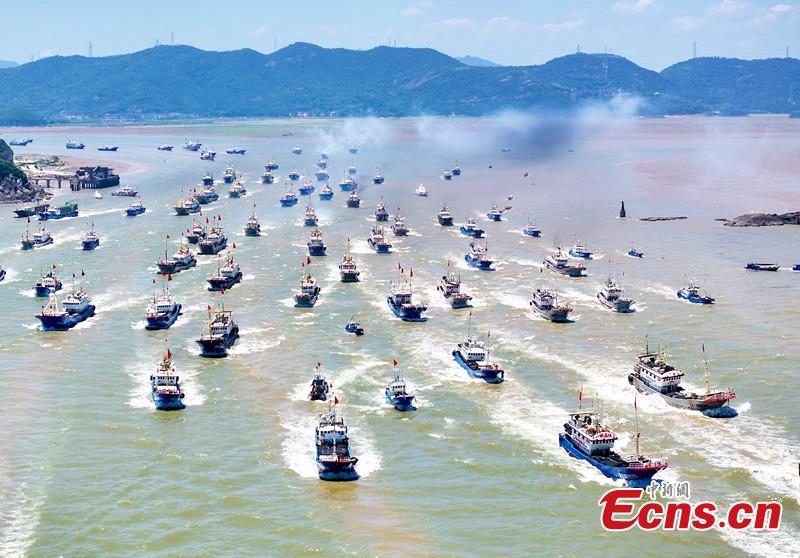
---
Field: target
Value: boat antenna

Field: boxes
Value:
[702,343,711,393]
[644,332,649,354]
[467,310,472,337]
[634,396,640,457]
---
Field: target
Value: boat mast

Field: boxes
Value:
[702,344,711,393]
[634,397,641,457]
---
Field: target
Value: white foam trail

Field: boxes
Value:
[0,474,44,558]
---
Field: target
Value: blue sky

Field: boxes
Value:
[3,0,797,69]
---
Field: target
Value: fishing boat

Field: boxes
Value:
[303,205,319,227]
[794,264,800,272]
[183,140,202,151]
[294,272,321,308]
[244,210,261,237]
[385,370,416,411]
[0,265,5,282]
[299,181,315,196]
[544,247,586,277]
[144,284,182,330]
[317,159,328,171]
[442,170,453,181]
[339,243,360,282]
[157,237,197,275]
[195,187,219,205]
[198,226,227,255]
[222,166,236,184]
[309,363,331,401]
[39,200,78,220]
[318,183,334,200]
[125,199,146,216]
[339,176,358,191]
[345,318,364,336]
[261,170,275,184]
[559,405,667,488]
[315,403,359,481]
[34,269,63,297]
[451,163,461,176]
[347,165,357,177]
[438,269,472,309]
[174,194,200,216]
[93,191,103,199]
[292,147,303,155]
[438,204,454,226]
[486,203,503,221]
[677,278,715,304]
[460,218,484,238]
[530,288,572,323]
[229,181,247,198]
[374,199,389,221]
[465,242,493,271]
[97,145,118,152]
[199,149,216,161]
[186,219,207,244]
[414,184,428,197]
[391,213,409,236]
[745,262,779,271]
[346,190,361,208]
[65,140,85,149]
[368,225,392,253]
[373,169,385,184]
[452,317,504,383]
[627,247,645,258]
[36,289,95,331]
[157,144,174,151]
[200,172,214,185]
[196,306,239,358]
[265,160,279,171]
[629,339,736,416]
[14,203,48,218]
[288,169,301,181]
[348,147,358,154]
[315,168,330,181]
[8,138,33,146]
[207,252,242,291]
[597,275,634,313]
[21,226,53,250]
[111,187,138,197]
[81,226,100,250]
[523,219,541,237]
[387,278,427,322]
[569,241,593,259]
[150,348,185,410]
[307,228,327,256]
[226,147,246,155]
[280,187,299,207]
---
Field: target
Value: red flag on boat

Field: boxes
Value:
[27,216,30,223]
[447,260,451,267]
[72,272,76,279]
[207,304,212,311]
[487,331,491,338]
[301,261,305,268]
[334,395,340,405]
[221,288,225,295]
[579,387,583,401]
[167,349,172,361]
[307,256,312,265]
[206,216,209,224]
[166,234,170,240]
[393,359,398,366]
[701,343,705,353]
[81,270,85,277]
[232,242,237,249]
[152,278,156,284]
[91,221,94,227]
[634,396,637,410]
[317,361,321,368]
[167,274,172,281]
[410,267,413,277]
[218,215,222,221]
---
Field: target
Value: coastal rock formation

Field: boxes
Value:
[640,216,688,222]
[0,139,45,203]
[723,212,800,227]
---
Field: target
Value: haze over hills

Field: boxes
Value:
[0,42,797,123]
[456,55,500,67]
[0,60,18,69]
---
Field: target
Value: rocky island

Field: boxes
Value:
[722,212,800,227]
[0,139,46,203]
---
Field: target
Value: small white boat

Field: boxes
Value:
[414,184,428,197]
[93,191,103,199]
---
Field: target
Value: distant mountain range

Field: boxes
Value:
[456,55,500,67]
[0,60,18,69]
[0,42,797,123]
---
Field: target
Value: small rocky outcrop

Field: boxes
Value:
[0,139,45,203]
[723,212,800,227]
[640,216,688,222]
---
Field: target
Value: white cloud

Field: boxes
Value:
[671,15,704,30]
[708,0,750,16]
[249,25,269,38]
[484,16,523,33]
[540,18,585,31]
[612,0,659,14]
[436,17,475,28]
[763,3,793,20]
[401,7,422,17]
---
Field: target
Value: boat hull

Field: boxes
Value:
[387,297,428,322]
[198,241,227,255]
[280,199,298,207]
[207,272,242,292]
[152,391,185,411]
[340,272,360,283]
[82,239,100,250]
[145,304,182,330]
[126,208,146,216]
[523,229,541,237]
[530,301,571,323]
[453,350,504,384]
[386,392,416,411]
[244,227,260,237]
[316,457,359,481]
[37,305,96,331]
[368,240,391,253]
[559,433,662,488]
[196,328,239,358]
[308,245,327,256]
[677,290,714,304]
[438,217,454,226]
[465,255,493,271]
[598,294,634,313]
[157,259,196,275]
[319,192,334,200]
[545,261,584,277]
[460,227,484,238]
[627,374,736,416]
[34,285,60,297]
